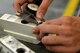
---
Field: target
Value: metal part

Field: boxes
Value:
[0,14,40,44]
[0,35,35,53]
[18,3,45,25]
[18,11,45,25]
[18,11,39,25]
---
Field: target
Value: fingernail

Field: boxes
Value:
[15,12,21,15]
[32,29,37,34]
[37,13,43,20]
[33,29,36,32]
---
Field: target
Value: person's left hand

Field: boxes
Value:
[33,16,80,53]
[13,0,52,20]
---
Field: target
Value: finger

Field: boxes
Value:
[35,34,41,41]
[44,16,73,25]
[41,36,70,45]
[43,18,62,25]
[13,2,22,13]
[33,27,40,35]
[38,31,44,40]
[33,27,47,41]
[34,31,47,41]
[33,27,41,40]
[36,0,53,20]
[46,46,76,53]
[58,16,74,25]
[37,24,71,35]
[13,0,28,13]
[38,31,48,41]
[13,0,27,12]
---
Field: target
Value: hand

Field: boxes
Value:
[33,16,80,53]
[13,0,52,20]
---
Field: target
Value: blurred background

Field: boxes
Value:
[0,0,69,19]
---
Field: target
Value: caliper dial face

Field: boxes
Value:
[27,4,38,11]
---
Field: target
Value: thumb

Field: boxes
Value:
[13,2,22,13]
[36,0,53,20]
[13,0,33,14]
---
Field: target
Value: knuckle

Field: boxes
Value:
[62,26,72,35]
[40,29,44,32]
[39,25,46,32]
[67,40,73,46]
[66,38,74,46]
[63,38,73,46]
[66,26,73,34]
[61,16,73,24]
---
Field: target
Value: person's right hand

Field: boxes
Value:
[33,16,80,53]
[13,0,52,20]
